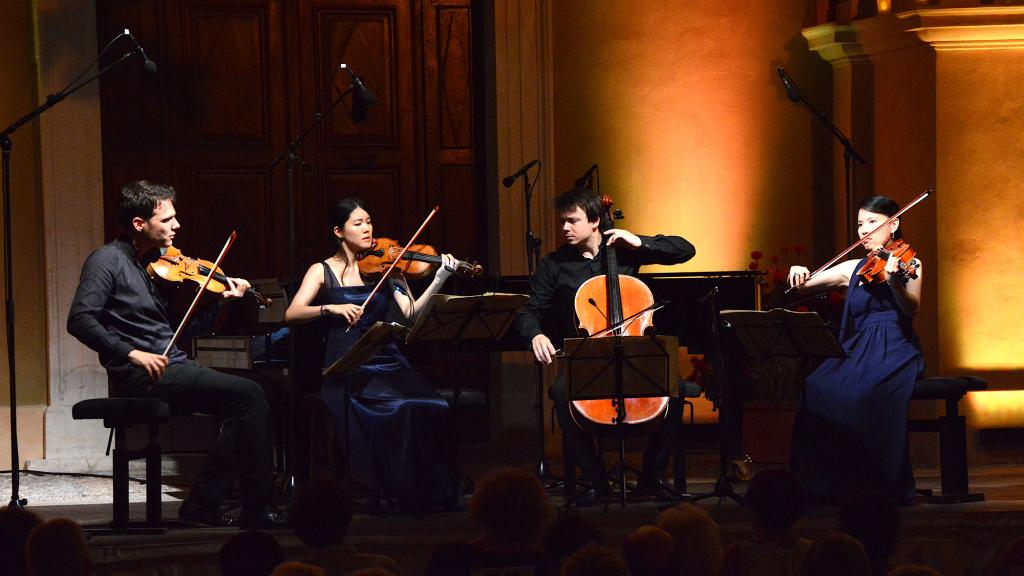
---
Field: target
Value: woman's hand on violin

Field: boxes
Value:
[326,303,363,325]
[128,350,168,383]
[884,253,903,285]
[221,276,251,301]
[531,334,556,365]
[788,266,811,289]
[603,229,642,249]
[435,253,458,282]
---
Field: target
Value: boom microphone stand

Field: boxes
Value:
[2,30,153,508]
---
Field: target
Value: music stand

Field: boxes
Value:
[693,307,845,505]
[563,335,679,508]
[404,292,528,344]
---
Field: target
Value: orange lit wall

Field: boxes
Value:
[550,2,831,273]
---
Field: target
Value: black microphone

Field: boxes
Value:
[125,29,158,74]
[574,164,598,188]
[341,64,376,105]
[502,159,540,188]
[776,66,799,103]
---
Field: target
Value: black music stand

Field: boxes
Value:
[563,335,679,508]
[693,308,845,505]
[405,293,528,344]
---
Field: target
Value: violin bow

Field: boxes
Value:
[162,231,237,356]
[347,206,440,332]
[785,189,931,294]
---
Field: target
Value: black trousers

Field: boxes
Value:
[550,375,683,484]
[118,360,273,510]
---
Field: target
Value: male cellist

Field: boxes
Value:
[67,180,284,528]
[514,187,696,505]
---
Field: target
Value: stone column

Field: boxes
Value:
[32,0,109,471]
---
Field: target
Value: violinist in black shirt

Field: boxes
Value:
[67,180,283,528]
[514,187,695,505]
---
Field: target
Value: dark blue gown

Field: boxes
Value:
[797,259,924,503]
[317,262,458,511]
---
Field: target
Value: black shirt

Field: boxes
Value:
[67,238,217,385]
[514,235,696,347]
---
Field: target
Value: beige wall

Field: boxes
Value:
[0,0,49,467]
[550,2,832,274]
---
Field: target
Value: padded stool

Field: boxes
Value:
[908,376,987,504]
[72,398,170,534]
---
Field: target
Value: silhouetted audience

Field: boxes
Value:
[424,467,554,576]
[541,512,603,575]
[722,468,812,576]
[840,489,901,575]
[622,525,674,576]
[0,505,43,576]
[656,502,722,576]
[25,518,90,576]
[561,544,629,576]
[887,566,942,576]
[290,474,397,575]
[800,531,870,576]
[272,562,327,576]
[219,530,285,576]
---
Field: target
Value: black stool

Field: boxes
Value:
[71,398,170,534]
[908,376,987,504]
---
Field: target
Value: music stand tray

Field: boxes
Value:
[562,335,679,508]
[322,321,410,377]
[404,292,528,344]
[719,308,845,361]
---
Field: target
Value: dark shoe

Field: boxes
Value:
[573,483,608,507]
[178,501,234,528]
[238,505,288,530]
[635,475,682,502]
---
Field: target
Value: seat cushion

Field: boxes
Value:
[72,398,170,428]
[912,376,988,400]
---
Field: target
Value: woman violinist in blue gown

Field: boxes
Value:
[285,198,460,512]
[788,196,925,504]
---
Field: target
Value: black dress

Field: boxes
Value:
[317,262,458,511]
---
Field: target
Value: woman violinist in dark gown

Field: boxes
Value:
[285,198,460,512]
[788,196,925,504]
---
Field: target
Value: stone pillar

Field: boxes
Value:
[32,0,109,471]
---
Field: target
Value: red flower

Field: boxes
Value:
[770,255,778,263]
[748,261,759,270]
[750,251,763,260]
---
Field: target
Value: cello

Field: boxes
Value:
[569,196,670,428]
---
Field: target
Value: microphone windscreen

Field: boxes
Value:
[502,175,516,188]
[144,59,158,74]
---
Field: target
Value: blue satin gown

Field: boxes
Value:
[797,258,924,503]
[317,262,458,511]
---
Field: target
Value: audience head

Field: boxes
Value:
[622,525,674,576]
[25,518,90,576]
[801,531,871,576]
[839,489,900,568]
[470,467,553,546]
[887,566,942,576]
[655,503,722,576]
[0,505,43,576]
[542,511,603,570]
[561,545,629,576]
[219,530,285,576]
[271,562,327,576]
[745,468,806,537]
[290,473,354,549]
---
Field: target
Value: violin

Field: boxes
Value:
[147,246,271,308]
[570,196,669,428]
[857,239,919,284]
[357,237,483,279]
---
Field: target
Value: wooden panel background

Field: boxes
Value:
[97,0,484,284]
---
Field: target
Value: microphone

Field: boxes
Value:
[502,159,540,188]
[125,29,158,74]
[340,64,376,105]
[574,164,598,188]
[777,66,799,103]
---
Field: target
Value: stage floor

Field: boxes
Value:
[5,444,1024,576]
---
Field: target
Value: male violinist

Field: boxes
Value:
[67,180,283,528]
[514,187,696,505]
